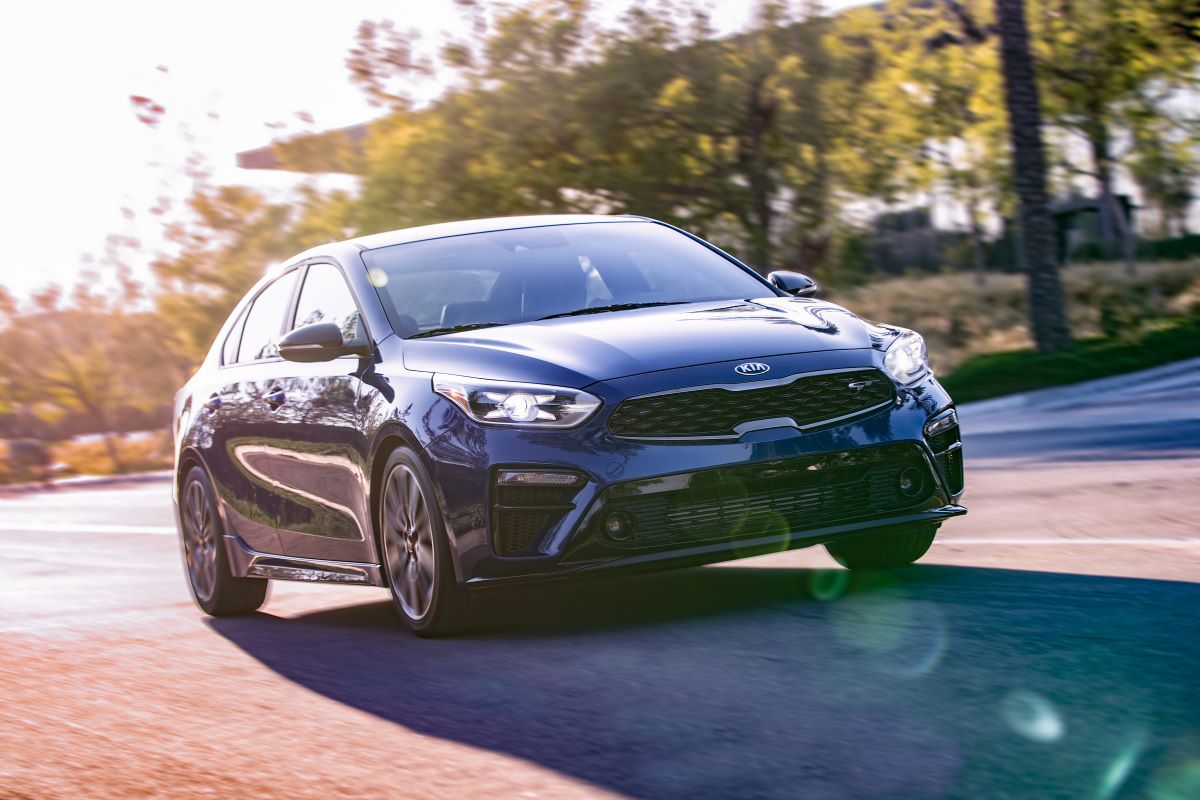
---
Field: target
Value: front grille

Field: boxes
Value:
[591,444,933,550]
[608,368,895,439]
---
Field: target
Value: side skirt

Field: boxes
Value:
[225,535,386,587]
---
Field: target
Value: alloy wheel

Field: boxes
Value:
[182,477,218,602]
[383,464,437,621]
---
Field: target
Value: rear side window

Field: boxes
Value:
[291,263,362,342]
[236,271,298,363]
[221,307,247,366]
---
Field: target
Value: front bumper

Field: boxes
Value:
[424,354,964,586]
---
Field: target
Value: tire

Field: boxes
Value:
[178,465,269,616]
[825,525,938,570]
[378,448,471,636]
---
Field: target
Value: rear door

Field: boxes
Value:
[205,268,300,556]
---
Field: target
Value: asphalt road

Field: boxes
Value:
[1,360,1198,799]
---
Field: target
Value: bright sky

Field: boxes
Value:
[0,1,866,299]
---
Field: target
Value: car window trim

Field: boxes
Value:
[219,304,249,368]
[289,259,373,351]
[219,266,302,369]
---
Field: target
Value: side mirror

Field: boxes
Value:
[768,270,819,297]
[279,322,370,363]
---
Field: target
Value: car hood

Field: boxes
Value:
[400,297,889,386]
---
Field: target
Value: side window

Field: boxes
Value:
[291,263,362,342]
[221,306,247,366]
[237,271,299,363]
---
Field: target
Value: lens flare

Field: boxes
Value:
[830,589,948,677]
[1096,730,1147,800]
[1000,689,1064,743]
[807,569,850,602]
[1151,761,1200,800]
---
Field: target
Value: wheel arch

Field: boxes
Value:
[368,423,466,584]
[175,447,237,554]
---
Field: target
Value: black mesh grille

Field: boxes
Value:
[936,447,964,495]
[493,510,552,555]
[491,474,583,556]
[926,418,963,495]
[593,444,933,550]
[608,368,895,439]
[497,485,574,507]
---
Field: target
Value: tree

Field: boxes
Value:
[152,185,314,367]
[994,0,1071,352]
[1125,94,1197,238]
[860,0,1011,285]
[1032,0,1199,274]
[0,283,172,471]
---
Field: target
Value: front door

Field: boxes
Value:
[264,261,376,563]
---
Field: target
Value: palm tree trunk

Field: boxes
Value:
[994,0,1072,352]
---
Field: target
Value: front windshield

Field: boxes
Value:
[360,221,772,338]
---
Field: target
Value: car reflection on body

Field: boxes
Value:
[173,215,965,635]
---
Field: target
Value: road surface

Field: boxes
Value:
[1,360,1198,799]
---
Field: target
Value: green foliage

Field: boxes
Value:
[941,315,1200,402]
[837,259,1200,373]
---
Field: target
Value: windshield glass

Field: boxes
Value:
[360,221,771,338]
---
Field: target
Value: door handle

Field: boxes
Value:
[204,393,222,410]
[262,388,286,409]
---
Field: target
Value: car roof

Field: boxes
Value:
[271,214,662,276]
[347,214,647,252]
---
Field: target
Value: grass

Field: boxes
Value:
[941,316,1200,403]
[836,259,1200,374]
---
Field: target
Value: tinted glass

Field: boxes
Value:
[292,263,361,342]
[221,307,247,366]
[237,271,298,363]
[360,221,770,337]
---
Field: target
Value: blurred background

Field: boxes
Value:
[2,5,1199,799]
[0,0,1196,482]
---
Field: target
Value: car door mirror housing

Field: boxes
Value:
[767,270,819,297]
[279,322,369,363]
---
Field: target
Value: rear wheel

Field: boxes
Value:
[379,448,471,636]
[825,525,937,570]
[179,465,268,616]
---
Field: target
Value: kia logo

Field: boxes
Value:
[734,362,771,377]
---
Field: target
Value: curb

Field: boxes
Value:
[957,356,1200,419]
[0,470,173,496]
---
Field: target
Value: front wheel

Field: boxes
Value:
[379,448,471,636]
[825,525,937,570]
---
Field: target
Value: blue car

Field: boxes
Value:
[173,215,965,634]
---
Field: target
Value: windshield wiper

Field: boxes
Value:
[408,322,508,339]
[537,301,688,321]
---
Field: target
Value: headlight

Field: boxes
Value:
[433,374,602,428]
[883,331,930,385]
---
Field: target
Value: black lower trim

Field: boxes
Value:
[465,505,967,588]
[580,443,936,554]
